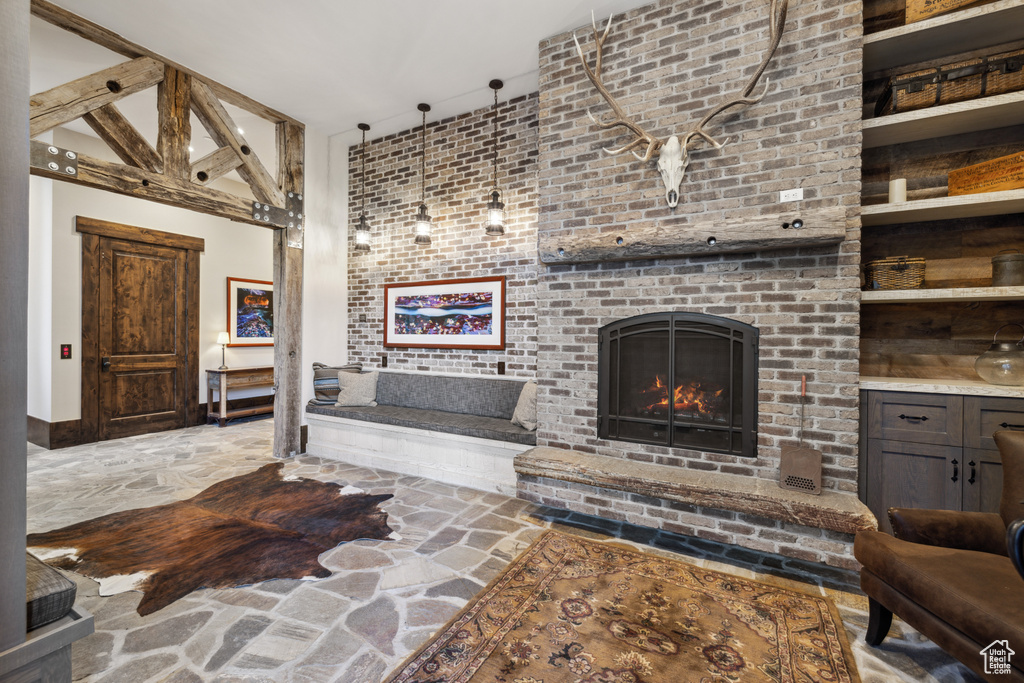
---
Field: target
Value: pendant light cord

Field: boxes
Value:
[420,109,426,205]
[360,127,366,217]
[492,88,499,192]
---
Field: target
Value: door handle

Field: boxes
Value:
[968,460,976,485]
[951,459,959,483]
[101,357,111,371]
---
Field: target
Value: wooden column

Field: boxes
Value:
[0,0,30,651]
[273,121,304,458]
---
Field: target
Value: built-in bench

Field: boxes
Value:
[306,370,535,495]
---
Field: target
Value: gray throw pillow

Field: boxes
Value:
[336,371,379,407]
[511,380,537,431]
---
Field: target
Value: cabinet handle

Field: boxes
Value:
[1000,422,1024,430]
[951,459,959,483]
[968,460,976,485]
[898,414,929,422]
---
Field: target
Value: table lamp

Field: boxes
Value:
[217,332,230,369]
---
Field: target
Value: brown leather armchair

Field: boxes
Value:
[854,429,1024,683]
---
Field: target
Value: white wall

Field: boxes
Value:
[300,127,351,403]
[27,172,53,421]
[31,128,274,423]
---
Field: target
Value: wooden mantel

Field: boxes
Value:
[538,206,848,264]
[515,447,877,535]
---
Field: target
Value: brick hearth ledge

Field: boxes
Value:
[514,447,877,535]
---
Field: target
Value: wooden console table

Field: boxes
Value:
[206,366,275,427]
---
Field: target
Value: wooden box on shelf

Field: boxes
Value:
[949,150,1024,196]
[905,0,987,24]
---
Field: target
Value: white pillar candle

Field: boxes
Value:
[889,178,907,203]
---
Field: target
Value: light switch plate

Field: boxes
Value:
[780,188,803,202]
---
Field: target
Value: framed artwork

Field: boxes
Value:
[227,277,274,347]
[383,276,506,350]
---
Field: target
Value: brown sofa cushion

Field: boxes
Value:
[855,530,1024,651]
[888,508,1007,556]
[996,430,1024,528]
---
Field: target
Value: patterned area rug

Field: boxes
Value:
[27,462,396,615]
[387,530,860,683]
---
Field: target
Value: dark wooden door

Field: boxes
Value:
[98,238,188,439]
[78,217,203,443]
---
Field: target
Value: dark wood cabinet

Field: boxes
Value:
[861,390,1020,533]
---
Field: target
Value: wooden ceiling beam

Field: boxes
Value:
[191,79,285,207]
[81,103,162,173]
[157,65,191,180]
[190,147,242,185]
[30,141,272,228]
[30,56,164,138]
[30,0,302,128]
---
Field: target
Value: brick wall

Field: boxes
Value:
[520,0,865,569]
[347,95,539,376]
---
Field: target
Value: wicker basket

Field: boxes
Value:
[863,256,926,290]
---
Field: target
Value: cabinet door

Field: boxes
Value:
[867,391,963,446]
[964,396,1024,451]
[962,447,1003,514]
[866,439,962,534]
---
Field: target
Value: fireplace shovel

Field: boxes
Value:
[779,375,822,495]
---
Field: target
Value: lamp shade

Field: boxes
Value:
[414,204,432,245]
[485,190,505,236]
[216,332,230,345]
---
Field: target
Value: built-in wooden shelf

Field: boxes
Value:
[860,376,1024,398]
[863,0,1024,72]
[861,285,1024,303]
[863,91,1024,149]
[861,189,1024,226]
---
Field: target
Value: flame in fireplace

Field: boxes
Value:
[642,376,725,417]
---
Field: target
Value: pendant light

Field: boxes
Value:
[414,103,432,245]
[485,79,506,236]
[354,123,371,253]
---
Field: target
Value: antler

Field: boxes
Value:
[683,0,789,151]
[573,13,663,161]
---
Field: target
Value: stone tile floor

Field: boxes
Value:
[25,419,984,682]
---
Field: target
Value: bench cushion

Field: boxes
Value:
[307,404,537,445]
[26,552,76,631]
[375,373,525,419]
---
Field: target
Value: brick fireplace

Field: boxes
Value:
[349,0,870,570]
[517,0,869,571]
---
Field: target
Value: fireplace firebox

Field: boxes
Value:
[598,312,758,457]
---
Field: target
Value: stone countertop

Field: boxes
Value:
[860,377,1024,398]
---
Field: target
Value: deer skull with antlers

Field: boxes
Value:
[574,0,789,208]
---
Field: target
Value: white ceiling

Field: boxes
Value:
[30,0,655,144]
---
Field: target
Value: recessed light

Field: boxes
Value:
[237,128,244,135]
[188,146,194,153]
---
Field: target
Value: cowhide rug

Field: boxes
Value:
[28,462,397,615]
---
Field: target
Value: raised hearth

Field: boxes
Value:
[515,447,877,535]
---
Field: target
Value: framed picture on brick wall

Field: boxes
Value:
[227,277,274,347]
[383,276,506,350]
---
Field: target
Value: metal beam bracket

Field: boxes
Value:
[251,191,303,231]
[30,140,79,177]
